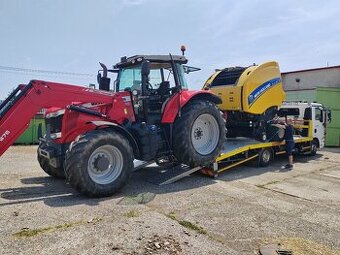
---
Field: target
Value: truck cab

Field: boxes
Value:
[278,102,331,148]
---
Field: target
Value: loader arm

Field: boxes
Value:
[0,80,114,156]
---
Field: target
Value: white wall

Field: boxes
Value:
[282,67,340,91]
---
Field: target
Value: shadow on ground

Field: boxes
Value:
[0,152,324,208]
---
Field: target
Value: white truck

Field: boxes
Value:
[279,101,331,149]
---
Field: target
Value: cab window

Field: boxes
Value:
[149,69,163,89]
[117,65,142,92]
[315,108,323,122]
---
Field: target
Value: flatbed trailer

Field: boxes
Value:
[147,121,316,185]
[202,121,315,176]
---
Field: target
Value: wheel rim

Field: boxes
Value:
[262,150,271,163]
[87,145,123,185]
[191,113,220,155]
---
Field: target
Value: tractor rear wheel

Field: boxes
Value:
[37,142,65,179]
[173,100,225,167]
[65,130,133,197]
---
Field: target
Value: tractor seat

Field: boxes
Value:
[157,81,171,97]
[148,81,171,112]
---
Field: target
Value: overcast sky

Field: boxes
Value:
[0,0,339,98]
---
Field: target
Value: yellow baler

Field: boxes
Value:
[204,61,286,141]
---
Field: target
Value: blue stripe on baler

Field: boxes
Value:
[248,77,281,106]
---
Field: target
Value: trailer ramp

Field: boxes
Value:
[133,161,201,185]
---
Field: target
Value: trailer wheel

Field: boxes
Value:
[37,143,65,179]
[65,130,133,197]
[257,148,272,167]
[173,100,225,167]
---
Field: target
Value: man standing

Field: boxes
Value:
[272,120,295,169]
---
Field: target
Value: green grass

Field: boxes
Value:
[166,212,207,235]
[256,180,280,189]
[13,218,102,238]
[13,222,80,237]
[124,210,140,218]
[178,220,207,234]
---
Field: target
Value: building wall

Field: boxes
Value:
[282,66,340,91]
[316,87,340,147]
[285,90,316,102]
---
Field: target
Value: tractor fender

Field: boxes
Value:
[161,90,222,123]
[88,120,140,158]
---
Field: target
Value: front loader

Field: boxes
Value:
[0,54,225,197]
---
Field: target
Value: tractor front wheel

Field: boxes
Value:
[65,130,133,197]
[173,100,225,167]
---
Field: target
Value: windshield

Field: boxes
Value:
[116,62,189,92]
[117,65,142,92]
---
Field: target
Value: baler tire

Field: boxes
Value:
[173,100,225,167]
[65,130,133,198]
[37,146,65,179]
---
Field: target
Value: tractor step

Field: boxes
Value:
[133,160,155,171]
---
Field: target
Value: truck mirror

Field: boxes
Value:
[328,110,332,123]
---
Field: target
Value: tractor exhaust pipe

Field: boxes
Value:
[97,62,110,91]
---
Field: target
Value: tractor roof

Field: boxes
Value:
[114,55,188,68]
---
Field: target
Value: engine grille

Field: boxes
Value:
[46,114,63,134]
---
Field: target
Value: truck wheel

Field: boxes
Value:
[257,148,272,167]
[37,143,65,179]
[65,130,133,197]
[309,140,318,156]
[173,100,225,167]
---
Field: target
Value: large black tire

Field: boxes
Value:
[65,130,133,197]
[267,125,285,142]
[173,100,225,167]
[37,143,66,179]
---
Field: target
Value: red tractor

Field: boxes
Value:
[0,54,225,197]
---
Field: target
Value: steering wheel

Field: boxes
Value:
[147,82,153,90]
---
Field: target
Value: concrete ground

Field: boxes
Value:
[0,146,339,255]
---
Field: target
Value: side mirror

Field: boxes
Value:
[328,110,332,123]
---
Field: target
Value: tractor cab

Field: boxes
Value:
[98,55,199,123]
